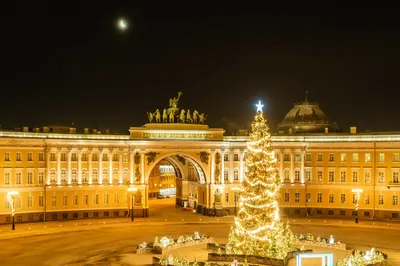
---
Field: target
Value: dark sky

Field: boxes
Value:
[3,3,400,134]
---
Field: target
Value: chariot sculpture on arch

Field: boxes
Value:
[146,91,208,124]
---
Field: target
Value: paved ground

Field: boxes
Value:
[0,198,399,265]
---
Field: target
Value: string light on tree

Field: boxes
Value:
[226,101,294,259]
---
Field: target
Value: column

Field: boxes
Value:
[88,149,93,184]
[77,150,82,184]
[119,150,123,184]
[301,150,305,183]
[221,150,225,184]
[211,150,215,184]
[140,151,145,184]
[229,151,234,183]
[280,151,284,183]
[129,150,134,184]
[46,148,51,185]
[98,150,103,184]
[290,151,294,183]
[57,150,61,185]
[239,150,244,182]
[109,150,113,184]
[67,149,72,185]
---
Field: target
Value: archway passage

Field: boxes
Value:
[147,154,207,218]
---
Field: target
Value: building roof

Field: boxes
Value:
[277,94,340,134]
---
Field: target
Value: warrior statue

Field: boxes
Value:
[186,109,193,123]
[179,109,186,123]
[193,110,199,124]
[162,109,168,123]
[154,109,161,123]
[168,91,183,115]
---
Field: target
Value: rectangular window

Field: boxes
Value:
[4,198,9,209]
[5,152,10,161]
[352,171,359,182]
[295,154,301,162]
[28,196,33,207]
[104,211,109,217]
[71,153,77,161]
[341,193,346,203]
[364,211,370,217]
[15,197,21,208]
[39,152,44,162]
[294,170,300,181]
[73,195,78,206]
[104,193,109,204]
[224,170,229,181]
[28,152,33,161]
[365,153,371,162]
[392,213,399,219]
[305,170,311,181]
[329,193,334,203]
[378,195,384,205]
[316,210,323,215]
[16,152,22,161]
[317,192,322,203]
[52,196,56,206]
[27,172,33,184]
[352,153,359,162]
[340,153,346,162]
[113,153,118,161]
[306,153,311,162]
[114,211,119,217]
[94,212,99,218]
[364,194,370,204]
[81,153,87,161]
[95,194,99,204]
[306,193,311,202]
[378,171,385,183]
[93,153,98,161]
[352,193,357,204]
[28,215,34,221]
[50,153,56,161]
[393,195,399,206]
[329,153,334,162]
[225,193,229,202]
[284,154,290,162]
[38,172,44,184]
[39,195,44,207]
[317,170,323,181]
[233,154,239,161]
[317,154,323,162]
[393,171,399,183]
[84,194,88,205]
[328,170,335,182]
[16,173,22,184]
[63,195,68,206]
[340,210,346,216]
[83,212,89,218]
[284,192,289,202]
[364,170,371,183]
[234,170,239,180]
[394,153,400,162]
[102,153,108,161]
[4,172,10,185]
[224,154,228,161]
[340,171,346,182]
[295,192,300,203]
[328,210,334,215]
[61,153,66,161]
[114,193,119,204]
[379,153,385,162]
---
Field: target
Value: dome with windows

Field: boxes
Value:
[277,95,340,134]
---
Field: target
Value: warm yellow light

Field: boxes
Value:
[127,187,137,193]
[117,18,128,31]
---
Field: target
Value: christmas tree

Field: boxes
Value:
[226,101,294,259]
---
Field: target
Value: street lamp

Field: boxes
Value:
[127,187,137,222]
[7,191,19,230]
[352,188,363,224]
[232,187,240,216]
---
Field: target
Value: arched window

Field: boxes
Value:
[234,169,239,180]
[61,169,67,181]
[92,169,98,181]
[82,169,88,182]
[103,168,109,178]
[123,168,129,183]
[71,169,77,181]
[284,169,290,181]
[50,169,56,183]
[295,169,300,181]
[113,169,119,182]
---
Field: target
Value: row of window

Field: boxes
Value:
[283,168,399,183]
[289,209,399,219]
[2,152,129,162]
[280,152,399,163]
[4,192,126,209]
[283,192,398,205]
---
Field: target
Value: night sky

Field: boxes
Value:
[3,3,400,134]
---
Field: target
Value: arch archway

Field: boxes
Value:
[145,152,209,216]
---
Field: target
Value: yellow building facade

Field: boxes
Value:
[1,96,399,223]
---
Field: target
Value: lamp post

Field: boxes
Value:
[232,187,240,216]
[7,191,19,230]
[127,187,137,222]
[352,188,363,224]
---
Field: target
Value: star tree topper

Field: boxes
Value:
[255,100,264,112]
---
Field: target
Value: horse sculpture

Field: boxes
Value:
[169,110,175,123]
[198,113,207,124]
[186,109,193,123]
[162,109,168,123]
[147,112,154,123]
[179,109,186,123]
[154,109,161,123]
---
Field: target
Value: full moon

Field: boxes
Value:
[117,18,128,31]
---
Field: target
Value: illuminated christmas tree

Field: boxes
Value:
[226,101,294,259]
